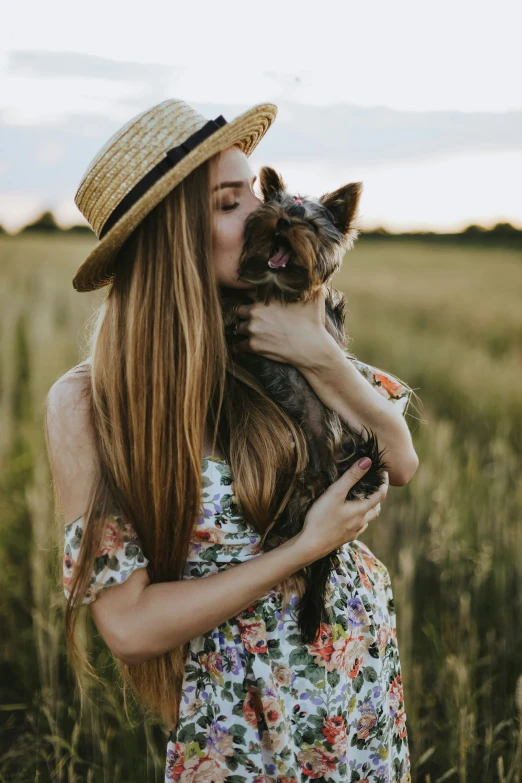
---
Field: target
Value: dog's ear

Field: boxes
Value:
[319,182,363,235]
[259,166,286,202]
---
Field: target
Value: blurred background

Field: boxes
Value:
[1,1,521,781]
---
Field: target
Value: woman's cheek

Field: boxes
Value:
[215,215,238,253]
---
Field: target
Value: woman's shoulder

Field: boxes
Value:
[345,353,413,415]
[45,361,98,528]
[47,362,92,420]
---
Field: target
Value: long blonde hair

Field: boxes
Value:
[47,149,309,729]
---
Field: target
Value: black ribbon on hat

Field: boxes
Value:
[99,115,228,239]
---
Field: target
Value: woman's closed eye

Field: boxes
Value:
[221,202,239,212]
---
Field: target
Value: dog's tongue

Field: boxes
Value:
[268,247,291,268]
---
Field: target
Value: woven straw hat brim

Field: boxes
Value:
[72,102,277,293]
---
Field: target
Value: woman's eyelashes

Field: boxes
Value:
[221,201,239,212]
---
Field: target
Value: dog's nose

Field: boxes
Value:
[275,217,291,234]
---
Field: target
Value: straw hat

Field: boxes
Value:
[72,98,278,292]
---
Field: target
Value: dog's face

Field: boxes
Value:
[237,166,363,301]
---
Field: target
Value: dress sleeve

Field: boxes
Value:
[346,354,413,416]
[63,513,149,605]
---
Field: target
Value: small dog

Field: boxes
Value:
[221,166,388,645]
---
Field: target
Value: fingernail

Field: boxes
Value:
[358,457,372,469]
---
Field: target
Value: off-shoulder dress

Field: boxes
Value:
[63,358,413,783]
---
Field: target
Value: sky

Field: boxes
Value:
[1,0,521,233]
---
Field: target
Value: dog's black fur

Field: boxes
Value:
[221,167,389,645]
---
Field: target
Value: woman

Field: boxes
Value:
[45,98,418,782]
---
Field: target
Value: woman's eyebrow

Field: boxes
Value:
[212,175,257,193]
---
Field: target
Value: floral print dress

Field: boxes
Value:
[63,358,413,783]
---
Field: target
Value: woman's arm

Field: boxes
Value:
[92,535,309,666]
[296,332,419,486]
[233,292,418,486]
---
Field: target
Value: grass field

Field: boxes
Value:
[0,234,521,782]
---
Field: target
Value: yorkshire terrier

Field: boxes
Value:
[220,166,389,646]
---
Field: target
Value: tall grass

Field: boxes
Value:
[0,234,520,781]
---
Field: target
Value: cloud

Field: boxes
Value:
[1,53,521,230]
[3,52,522,166]
[3,98,520,196]
[8,49,178,85]
[253,102,522,166]
[34,142,67,164]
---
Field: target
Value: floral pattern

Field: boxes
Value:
[347,358,411,417]
[63,359,413,782]
[63,513,149,604]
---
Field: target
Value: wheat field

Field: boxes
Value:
[0,234,521,782]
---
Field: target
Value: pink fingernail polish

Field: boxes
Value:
[358,457,372,469]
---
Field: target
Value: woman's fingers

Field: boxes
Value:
[356,502,381,537]
[366,502,382,521]
[347,479,388,518]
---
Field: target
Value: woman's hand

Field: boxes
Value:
[232,289,330,368]
[293,458,389,568]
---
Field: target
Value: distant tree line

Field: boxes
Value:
[0,211,94,236]
[0,210,521,249]
[360,222,522,250]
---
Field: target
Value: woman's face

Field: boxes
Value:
[210,145,262,289]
